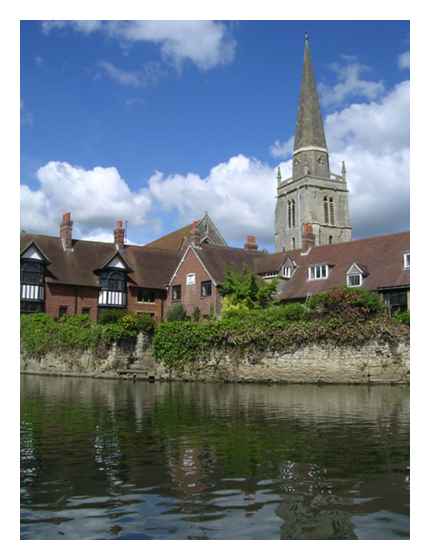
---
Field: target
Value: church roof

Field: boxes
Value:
[293,34,328,152]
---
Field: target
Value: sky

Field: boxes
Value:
[20,20,410,249]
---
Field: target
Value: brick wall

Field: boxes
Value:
[45,283,99,321]
[166,247,220,317]
[127,286,165,321]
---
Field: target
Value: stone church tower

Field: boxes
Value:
[274,34,352,252]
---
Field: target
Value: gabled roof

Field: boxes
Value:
[275,231,410,300]
[194,244,265,284]
[142,213,227,252]
[253,250,302,275]
[20,233,179,289]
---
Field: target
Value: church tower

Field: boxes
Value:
[274,34,352,252]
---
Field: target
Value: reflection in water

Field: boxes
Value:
[20,376,409,540]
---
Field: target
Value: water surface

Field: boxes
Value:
[21,375,409,539]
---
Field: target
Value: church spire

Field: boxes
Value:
[294,33,327,153]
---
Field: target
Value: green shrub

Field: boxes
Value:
[393,310,410,325]
[98,308,127,324]
[166,303,188,322]
[191,306,201,322]
[118,312,155,335]
[219,268,278,310]
[307,287,384,320]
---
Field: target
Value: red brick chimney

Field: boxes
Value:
[244,235,258,251]
[302,223,315,252]
[60,212,73,251]
[190,220,201,246]
[114,220,125,249]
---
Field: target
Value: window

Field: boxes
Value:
[329,235,333,245]
[172,285,182,301]
[347,274,362,287]
[329,198,335,225]
[186,273,196,286]
[263,272,278,279]
[100,270,126,292]
[82,307,91,315]
[282,266,293,278]
[58,306,68,318]
[384,291,408,315]
[21,301,44,314]
[201,280,212,297]
[308,264,328,280]
[292,237,296,249]
[324,197,329,224]
[403,252,410,269]
[21,260,44,285]
[288,201,291,229]
[288,200,296,228]
[137,288,156,303]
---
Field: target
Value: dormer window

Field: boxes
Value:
[308,264,328,280]
[403,252,410,270]
[263,272,278,279]
[99,269,127,307]
[346,263,365,287]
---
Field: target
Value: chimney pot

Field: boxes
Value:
[60,212,73,251]
[114,219,125,249]
[244,235,258,251]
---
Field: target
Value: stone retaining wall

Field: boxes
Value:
[21,333,409,384]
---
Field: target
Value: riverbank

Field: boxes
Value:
[21,333,410,384]
[20,290,410,384]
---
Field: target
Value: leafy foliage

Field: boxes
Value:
[21,311,154,356]
[98,308,127,324]
[166,303,188,322]
[219,268,278,313]
[393,310,410,325]
[307,287,384,320]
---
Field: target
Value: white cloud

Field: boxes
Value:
[42,20,236,71]
[398,50,410,70]
[148,155,278,246]
[98,60,163,88]
[270,138,293,158]
[319,60,384,107]
[20,162,152,240]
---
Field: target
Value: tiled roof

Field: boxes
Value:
[20,234,178,289]
[194,245,265,284]
[273,232,410,300]
[142,223,193,252]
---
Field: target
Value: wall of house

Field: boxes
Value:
[45,283,99,321]
[127,286,165,321]
[166,248,220,317]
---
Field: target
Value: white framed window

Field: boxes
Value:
[308,264,328,280]
[186,273,196,285]
[347,273,362,287]
[403,252,410,269]
[263,272,278,279]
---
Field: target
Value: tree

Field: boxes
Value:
[219,268,278,311]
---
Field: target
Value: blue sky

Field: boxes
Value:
[20,20,410,249]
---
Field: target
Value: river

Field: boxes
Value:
[20,375,409,540]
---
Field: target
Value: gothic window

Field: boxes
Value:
[292,237,296,249]
[329,198,335,225]
[323,197,329,224]
[292,200,296,227]
[329,235,333,245]
[287,201,291,229]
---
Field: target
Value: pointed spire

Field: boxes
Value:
[293,34,327,153]
[341,160,346,178]
[277,166,282,185]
